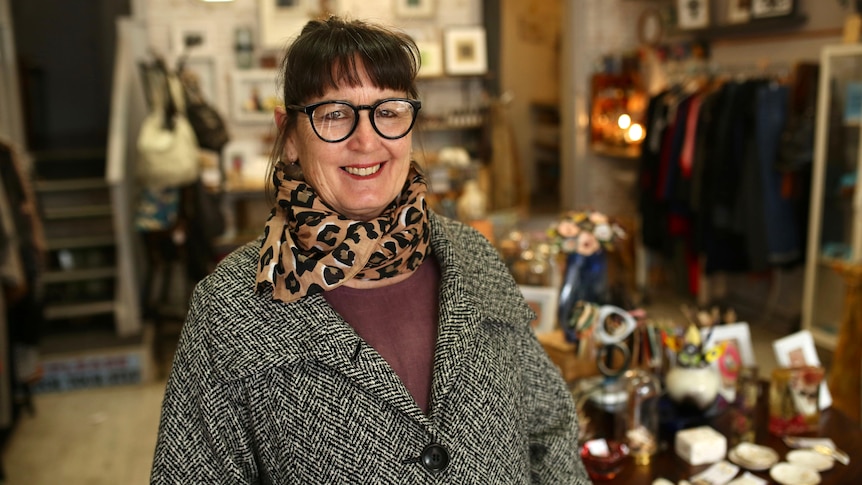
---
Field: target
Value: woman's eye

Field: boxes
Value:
[376,108,397,119]
[322,109,349,121]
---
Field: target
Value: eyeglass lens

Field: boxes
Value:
[311,100,417,142]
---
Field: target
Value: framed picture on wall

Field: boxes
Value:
[230,69,280,123]
[751,0,794,19]
[395,0,435,19]
[416,41,444,78]
[443,27,488,76]
[676,0,710,30]
[519,285,559,335]
[259,0,313,49]
[172,20,218,56]
[726,0,751,24]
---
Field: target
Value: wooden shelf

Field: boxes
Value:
[672,14,809,40]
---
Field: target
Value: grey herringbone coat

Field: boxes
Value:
[151,212,591,484]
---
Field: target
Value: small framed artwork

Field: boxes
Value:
[416,41,444,78]
[519,285,559,335]
[395,0,435,19]
[676,0,710,30]
[727,0,751,24]
[172,20,217,56]
[772,330,832,409]
[443,27,488,76]
[701,322,756,401]
[637,8,665,47]
[259,0,313,49]
[773,330,820,368]
[751,0,794,19]
[230,69,280,123]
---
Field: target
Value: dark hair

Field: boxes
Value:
[267,16,421,190]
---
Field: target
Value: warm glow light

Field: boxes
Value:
[626,123,645,143]
[617,113,632,130]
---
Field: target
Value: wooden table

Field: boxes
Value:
[603,382,862,483]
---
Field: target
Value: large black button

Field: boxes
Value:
[420,443,450,473]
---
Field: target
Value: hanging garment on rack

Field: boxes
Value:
[0,139,44,348]
[638,75,811,284]
[756,82,802,265]
[0,139,45,428]
[638,89,673,257]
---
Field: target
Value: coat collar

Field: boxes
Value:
[207,212,533,419]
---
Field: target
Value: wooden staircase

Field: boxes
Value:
[35,170,115,326]
[27,144,154,390]
[31,149,128,334]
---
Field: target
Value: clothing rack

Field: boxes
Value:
[637,62,817,317]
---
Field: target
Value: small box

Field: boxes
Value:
[674,426,727,466]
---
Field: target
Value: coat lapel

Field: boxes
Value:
[211,213,529,426]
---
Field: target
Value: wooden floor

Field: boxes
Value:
[0,294,813,484]
[2,380,166,484]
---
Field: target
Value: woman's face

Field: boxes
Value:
[282,63,414,221]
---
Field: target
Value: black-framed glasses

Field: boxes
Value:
[287,98,421,143]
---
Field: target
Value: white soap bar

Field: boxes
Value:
[675,425,727,466]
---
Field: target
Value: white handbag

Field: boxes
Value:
[137,70,200,188]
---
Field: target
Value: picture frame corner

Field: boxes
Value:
[519,285,559,335]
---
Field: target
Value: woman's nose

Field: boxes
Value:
[347,111,378,149]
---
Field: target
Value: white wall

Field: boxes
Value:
[561,0,650,216]
[133,0,484,149]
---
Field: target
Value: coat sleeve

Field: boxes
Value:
[520,329,592,484]
[150,282,259,484]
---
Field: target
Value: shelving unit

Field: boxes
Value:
[672,13,809,40]
[802,44,862,350]
[415,75,489,162]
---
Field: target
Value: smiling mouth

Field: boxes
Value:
[344,163,382,176]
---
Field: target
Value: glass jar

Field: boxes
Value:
[731,366,759,445]
[574,376,630,481]
[624,369,661,465]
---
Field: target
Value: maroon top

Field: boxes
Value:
[324,257,440,414]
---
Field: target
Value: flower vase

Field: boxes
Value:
[558,250,609,342]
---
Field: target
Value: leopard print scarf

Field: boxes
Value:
[256,162,431,303]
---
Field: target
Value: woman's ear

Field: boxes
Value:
[275,106,298,162]
[285,133,298,163]
[274,105,287,130]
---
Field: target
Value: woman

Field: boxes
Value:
[151,16,589,484]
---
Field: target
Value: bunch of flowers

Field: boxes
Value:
[547,210,626,256]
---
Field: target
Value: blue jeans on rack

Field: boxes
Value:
[756,83,801,265]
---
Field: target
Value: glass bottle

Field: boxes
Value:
[624,369,661,465]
